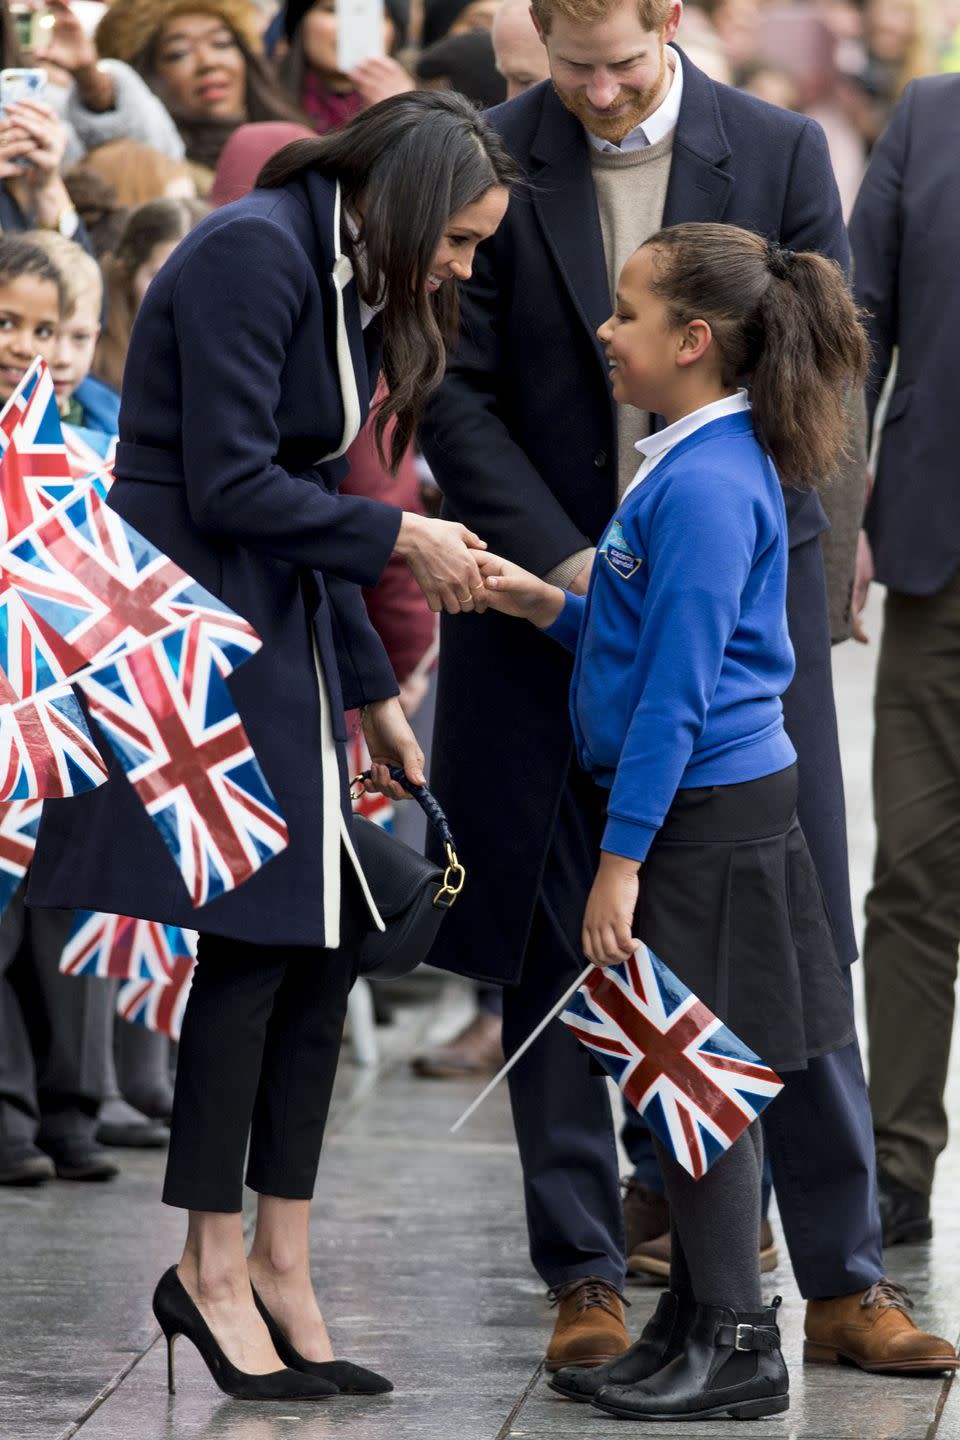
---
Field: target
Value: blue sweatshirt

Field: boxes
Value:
[547,410,797,863]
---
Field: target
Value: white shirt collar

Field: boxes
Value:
[621,390,751,503]
[586,48,683,156]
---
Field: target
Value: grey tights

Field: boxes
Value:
[652,1122,764,1311]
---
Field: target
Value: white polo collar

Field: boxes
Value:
[621,390,751,503]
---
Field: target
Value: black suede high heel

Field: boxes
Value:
[152,1267,339,1402]
[251,1285,394,1394]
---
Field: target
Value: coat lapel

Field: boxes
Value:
[301,170,373,459]
[530,90,612,370]
[661,50,734,227]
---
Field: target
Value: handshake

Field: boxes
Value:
[395,511,592,622]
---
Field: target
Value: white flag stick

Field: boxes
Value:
[450,962,594,1134]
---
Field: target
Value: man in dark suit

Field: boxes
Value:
[422,0,958,1378]
[850,74,960,1251]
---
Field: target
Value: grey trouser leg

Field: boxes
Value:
[864,577,960,1196]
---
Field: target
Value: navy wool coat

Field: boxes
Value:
[420,52,858,985]
[27,170,403,946]
[850,75,960,596]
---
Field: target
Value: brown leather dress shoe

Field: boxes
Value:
[805,1280,960,1374]
[628,1218,779,1281]
[545,1277,630,1372]
[411,1012,504,1079]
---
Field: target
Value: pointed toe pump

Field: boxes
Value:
[152,1267,340,1402]
[251,1285,394,1394]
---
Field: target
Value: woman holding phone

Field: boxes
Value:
[28,90,516,1403]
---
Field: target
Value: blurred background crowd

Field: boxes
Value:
[0,0,955,1192]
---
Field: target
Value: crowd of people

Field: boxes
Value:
[0,0,959,1422]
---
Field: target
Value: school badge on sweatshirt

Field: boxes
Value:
[601,519,642,580]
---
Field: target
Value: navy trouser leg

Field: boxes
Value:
[761,973,884,1299]
[502,764,624,1292]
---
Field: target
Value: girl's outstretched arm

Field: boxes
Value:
[477,552,566,628]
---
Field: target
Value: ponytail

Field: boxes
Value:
[643,223,869,491]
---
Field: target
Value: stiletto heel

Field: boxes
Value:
[165,1333,177,1395]
[152,1267,339,1402]
[251,1286,393,1394]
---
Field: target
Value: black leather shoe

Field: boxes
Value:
[251,1286,393,1394]
[42,1139,119,1182]
[878,1166,932,1246]
[593,1298,789,1421]
[548,1290,691,1403]
[153,1268,339,1401]
[0,1147,55,1186]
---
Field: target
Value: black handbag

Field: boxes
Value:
[350,766,465,980]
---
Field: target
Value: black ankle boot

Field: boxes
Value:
[548,1290,693,1403]
[593,1297,789,1421]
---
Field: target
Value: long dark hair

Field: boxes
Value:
[643,223,869,490]
[258,91,519,469]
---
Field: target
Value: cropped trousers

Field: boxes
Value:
[163,883,364,1213]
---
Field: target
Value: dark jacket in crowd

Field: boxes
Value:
[421,52,858,985]
[28,170,401,946]
[849,74,960,596]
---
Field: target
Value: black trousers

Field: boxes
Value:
[163,881,364,1213]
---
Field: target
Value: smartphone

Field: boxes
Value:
[8,7,53,53]
[0,68,47,168]
[0,67,48,109]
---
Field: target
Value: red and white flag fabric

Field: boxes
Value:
[116,951,195,1040]
[561,945,783,1179]
[0,798,43,912]
[78,619,288,907]
[0,688,107,800]
[0,361,77,544]
[0,482,260,679]
[60,909,195,984]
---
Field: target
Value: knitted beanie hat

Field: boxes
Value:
[96,0,263,66]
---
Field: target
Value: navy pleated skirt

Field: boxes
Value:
[633,764,854,1073]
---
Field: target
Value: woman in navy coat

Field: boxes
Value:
[27,92,515,1402]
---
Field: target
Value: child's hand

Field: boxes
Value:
[478,552,565,628]
[583,852,641,967]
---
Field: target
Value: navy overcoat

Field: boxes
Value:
[420,52,858,984]
[850,74,960,596]
[27,170,403,946]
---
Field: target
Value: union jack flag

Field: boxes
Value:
[0,797,43,913]
[60,909,195,984]
[78,619,289,908]
[0,688,107,800]
[116,951,195,1040]
[561,946,783,1179]
[63,423,115,499]
[0,484,260,681]
[0,361,77,544]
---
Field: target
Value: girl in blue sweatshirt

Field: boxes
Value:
[479,222,869,1423]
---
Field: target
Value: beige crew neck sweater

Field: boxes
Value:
[591,130,675,500]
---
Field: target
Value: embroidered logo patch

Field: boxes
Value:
[600,519,642,580]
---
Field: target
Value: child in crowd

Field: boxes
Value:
[95,197,207,393]
[477,222,869,1423]
[0,235,120,1187]
[28,231,119,458]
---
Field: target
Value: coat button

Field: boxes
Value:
[593,449,607,467]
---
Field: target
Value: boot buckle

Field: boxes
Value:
[734,1324,753,1351]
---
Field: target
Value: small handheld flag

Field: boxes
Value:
[561,946,783,1179]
